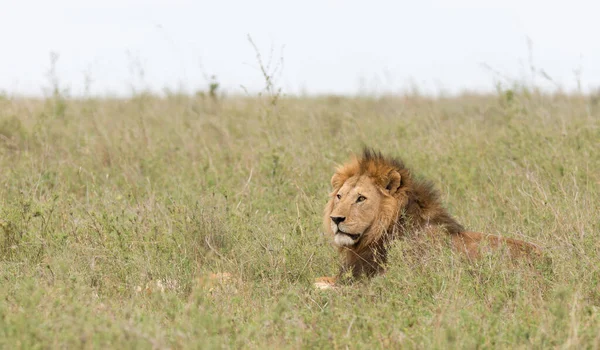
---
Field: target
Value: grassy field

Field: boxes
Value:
[1,89,599,348]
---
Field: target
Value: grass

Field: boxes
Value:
[0,89,599,348]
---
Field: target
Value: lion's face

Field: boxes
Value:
[324,154,405,249]
[328,175,384,247]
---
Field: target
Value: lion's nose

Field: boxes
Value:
[330,216,346,225]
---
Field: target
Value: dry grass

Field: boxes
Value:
[1,90,599,348]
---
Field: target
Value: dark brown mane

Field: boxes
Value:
[359,148,406,174]
[359,147,464,235]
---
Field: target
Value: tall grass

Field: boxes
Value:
[0,89,599,348]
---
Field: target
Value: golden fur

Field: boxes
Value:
[322,149,541,280]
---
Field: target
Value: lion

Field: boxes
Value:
[318,149,541,286]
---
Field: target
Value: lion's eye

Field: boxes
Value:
[336,193,342,200]
[356,195,366,203]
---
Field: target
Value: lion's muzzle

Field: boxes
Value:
[332,222,362,246]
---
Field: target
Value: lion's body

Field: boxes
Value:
[323,149,540,280]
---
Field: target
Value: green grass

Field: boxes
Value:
[1,90,599,348]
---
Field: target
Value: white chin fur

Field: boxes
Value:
[334,233,358,247]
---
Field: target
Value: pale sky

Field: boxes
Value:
[1,0,599,96]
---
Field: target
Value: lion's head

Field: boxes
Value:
[323,149,412,250]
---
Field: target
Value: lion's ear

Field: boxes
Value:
[385,170,402,195]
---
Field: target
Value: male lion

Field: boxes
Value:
[318,149,540,285]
